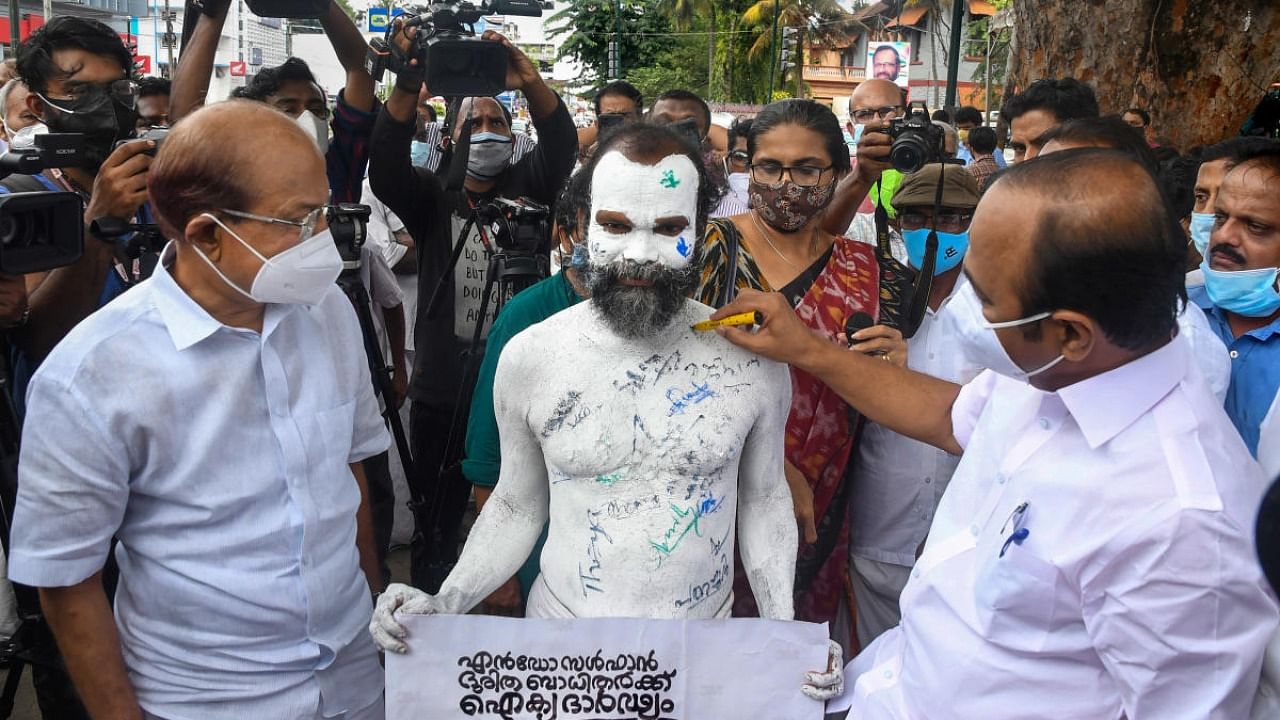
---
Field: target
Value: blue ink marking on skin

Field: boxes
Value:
[666,382,718,417]
[580,508,613,597]
[676,236,691,258]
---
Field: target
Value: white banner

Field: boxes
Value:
[386,615,829,720]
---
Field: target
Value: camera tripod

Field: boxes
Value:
[336,259,416,485]
[414,206,546,590]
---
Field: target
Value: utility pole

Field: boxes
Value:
[7,0,18,59]
[610,0,621,79]
[163,0,177,78]
[942,0,965,114]
[766,0,780,99]
[984,25,992,120]
[42,0,51,20]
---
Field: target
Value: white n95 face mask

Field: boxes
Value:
[950,282,1064,383]
[295,110,330,155]
[194,213,342,306]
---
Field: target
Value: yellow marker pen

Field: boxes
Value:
[691,311,763,332]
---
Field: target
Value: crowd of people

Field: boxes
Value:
[0,7,1277,720]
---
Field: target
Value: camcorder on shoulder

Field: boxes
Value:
[365,0,545,97]
[888,101,945,174]
[0,133,88,274]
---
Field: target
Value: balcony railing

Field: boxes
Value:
[802,65,866,83]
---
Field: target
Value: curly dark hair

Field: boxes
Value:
[233,57,319,102]
[17,16,134,95]
[137,76,171,98]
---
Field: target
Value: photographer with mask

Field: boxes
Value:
[368,20,576,590]
[2,18,154,369]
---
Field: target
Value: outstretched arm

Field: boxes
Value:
[716,290,963,454]
[169,1,230,124]
[736,357,798,621]
[319,0,375,112]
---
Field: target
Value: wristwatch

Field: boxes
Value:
[2,306,30,329]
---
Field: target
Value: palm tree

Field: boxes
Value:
[658,0,719,99]
[741,0,862,96]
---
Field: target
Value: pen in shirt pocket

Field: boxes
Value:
[1000,501,1031,558]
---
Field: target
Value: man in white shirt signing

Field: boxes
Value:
[7,101,389,720]
[713,148,1278,719]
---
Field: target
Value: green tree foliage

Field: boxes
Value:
[548,0,675,84]
[623,34,708,100]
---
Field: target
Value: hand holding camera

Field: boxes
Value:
[86,140,155,226]
[0,273,28,328]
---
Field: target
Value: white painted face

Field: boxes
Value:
[588,150,700,270]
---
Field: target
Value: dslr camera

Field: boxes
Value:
[474,196,549,255]
[366,0,544,97]
[888,101,945,174]
[0,133,88,274]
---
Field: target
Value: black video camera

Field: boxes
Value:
[366,0,543,97]
[475,196,548,254]
[888,101,944,174]
[329,203,371,270]
[113,126,169,157]
[0,133,89,274]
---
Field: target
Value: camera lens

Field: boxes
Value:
[0,211,38,249]
[891,136,928,174]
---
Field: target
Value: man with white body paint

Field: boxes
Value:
[372,124,844,700]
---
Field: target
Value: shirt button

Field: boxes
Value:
[969,524,980,537]
[912,568,921,578]
[1038,417,1051,430]
[883,669,894,679]
[924,476,932,484]
[928,353,935,360]
[1229,350,1239,359]
[997,475,1007,484]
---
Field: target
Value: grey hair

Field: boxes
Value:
[0,78,24,121]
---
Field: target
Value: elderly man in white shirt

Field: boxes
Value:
[713,148,1277,719]
[7,101,389,720]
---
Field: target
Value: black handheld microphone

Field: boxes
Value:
[846,311,875,349]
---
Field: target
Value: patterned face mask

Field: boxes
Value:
[749,179,835,232]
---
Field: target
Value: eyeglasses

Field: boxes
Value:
[851,105,904,122]
[727,150,750,164]
[899,210,973,232]
[220,206,327,243]
[40,79,139,112]
[749,162,834,188]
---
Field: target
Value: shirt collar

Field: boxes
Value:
[1056,338,1188,450]
[151,243,224,351]
[1189,284,1280,342]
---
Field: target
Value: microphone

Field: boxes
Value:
[845,311,874,349]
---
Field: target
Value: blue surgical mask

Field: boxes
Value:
[1189,212,1215,256]
[903,227,969,275]
[1201,260,1280,318]
[411,140,433,167]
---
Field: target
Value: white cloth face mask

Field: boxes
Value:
[194,213,342,306]
[587,151,701,270]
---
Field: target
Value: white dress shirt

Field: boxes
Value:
[8,247,390,719]
[850,277,983,566]
[842,339,1278,719]
[363,177,417,356]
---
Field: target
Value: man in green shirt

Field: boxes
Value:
[461,180,588,614]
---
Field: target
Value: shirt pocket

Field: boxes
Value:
[305,400,358,467]
[975,543,1060,653]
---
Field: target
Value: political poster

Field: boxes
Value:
[865,41,911,89]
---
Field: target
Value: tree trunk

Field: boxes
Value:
[1010,0,1280,150]
[727,14,737,99]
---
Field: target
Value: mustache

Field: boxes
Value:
[1210,243,1247,265]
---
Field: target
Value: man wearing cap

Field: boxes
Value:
[846,164,986,648]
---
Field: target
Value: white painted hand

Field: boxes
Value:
[801,639,845,701]
[368,582,441,654]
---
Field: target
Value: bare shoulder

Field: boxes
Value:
[677,299,790,381]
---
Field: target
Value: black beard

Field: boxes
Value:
[586,260,696,339]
